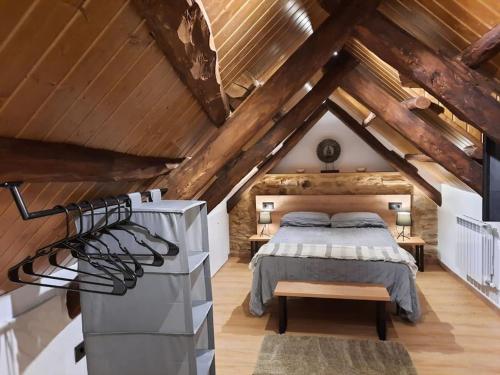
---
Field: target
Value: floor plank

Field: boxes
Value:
[212,258,500,375]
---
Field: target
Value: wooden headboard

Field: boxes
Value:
[255,194,411,236]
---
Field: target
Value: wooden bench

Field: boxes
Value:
[274,281,391,340]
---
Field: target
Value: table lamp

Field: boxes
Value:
[396,211,411,241]
[258,211,272,236]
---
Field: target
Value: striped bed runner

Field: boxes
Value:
[249,243,418,277]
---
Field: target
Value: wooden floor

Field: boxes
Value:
[212,258,500,375]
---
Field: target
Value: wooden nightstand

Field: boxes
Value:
[249,234,271,257]
[396,236,426,272]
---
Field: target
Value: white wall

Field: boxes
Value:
[272,111,394,173]
[0,282,86,375]
[207,202,230,276]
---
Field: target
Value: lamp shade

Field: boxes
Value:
[258,211,272,224]
[396,211,412,226]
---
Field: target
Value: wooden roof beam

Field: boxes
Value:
[326,100,441,206]
[133,0,229,125]
[363,96,434,126]
[226,106,328,212]
[405,154,434,163]
[457,24,500,69]
[0,137,183,183]
[341,69,483,194]
[353,12,500,143]
[201,52,358,210]
[165,0,380,200]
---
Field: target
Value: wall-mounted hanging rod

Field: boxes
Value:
[0,182,167,221]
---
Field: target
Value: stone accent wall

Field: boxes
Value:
[229,172,438,262]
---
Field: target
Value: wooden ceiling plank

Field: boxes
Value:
[221,0,315,87]
[353,12,500,143]
[133,0,229,125]
[17,4,146,140]
[201,52,357,210]
[226,105,328,212]
[341,69,483,194]
[22,23,155,141]
[0,0,82,107]
[326,99,441,206]
[0,1,127,137]
[457,24,500,69]
[219,0,297,74]
[217,0,281,60]
[165,0,380,200]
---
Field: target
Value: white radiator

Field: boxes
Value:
[456,216,499,304]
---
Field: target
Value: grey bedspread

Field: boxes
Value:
[249,226,421,322]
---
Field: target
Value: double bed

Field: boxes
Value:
[249,211,421,322]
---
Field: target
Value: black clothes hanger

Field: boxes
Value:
[106,196,165,267]
[9,205,128,295]
[80,199,144,277]
[117,195,180,256]
[68,202,138,289]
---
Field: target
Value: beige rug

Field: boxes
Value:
[253,335,417,375]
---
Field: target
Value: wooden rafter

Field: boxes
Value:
[0,137,183,183]
[166,0,380,200]
[226,106,328,212]
[325,100,442,206]
[353,12,500,143]
[133,0,229,125]
[341,69,483,194]
[457,24,500,69]
[201,52,357,210]
[364,96,434,126]
[405,154,434,163]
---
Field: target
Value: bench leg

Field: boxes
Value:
[376,301,386,340]
[279,296,287,334]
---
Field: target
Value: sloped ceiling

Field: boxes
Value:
[0,0,498,292]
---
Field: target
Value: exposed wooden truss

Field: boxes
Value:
[341,69,483,194]
[464,145,483,161]
[353,12,500,143]
[226,106,328,212]
[166,0,380,200]
[132,0,229,125]
[405,154,434,163]
[457,24,500,69]
[0,137,183,182]
[326,100,442,206]
[363,96,437,126]
[201,52,357,210]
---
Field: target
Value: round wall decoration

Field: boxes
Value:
[316,138,341,164]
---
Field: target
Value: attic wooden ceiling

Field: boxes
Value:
[0,0,498,293]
